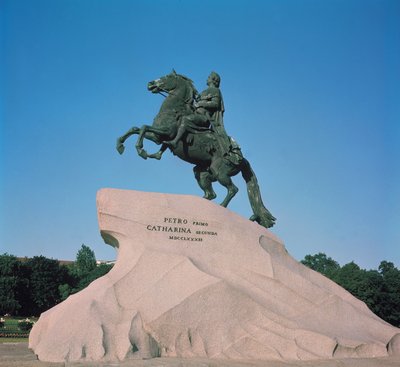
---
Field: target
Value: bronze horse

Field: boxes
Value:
[116,71,275,228]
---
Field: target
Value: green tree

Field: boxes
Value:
[14,261,33,316]
[379,260,396,274]
[301,252,340,278]
[59,245,113,298]
[75,244,97,277]
[57,262,79,301]
[26,256,69,315]
[1,249,112,316]
[377,261,400,327]
[357,270,383,314]
[332,261,363,293]
[301,253,400,327]
[0,254,21,314]
[58,283,73,301]
[332,262,383,313]
[74,263,113,293]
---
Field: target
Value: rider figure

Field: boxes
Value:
[165,71,232,155]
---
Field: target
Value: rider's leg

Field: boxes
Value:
[164,119,188,148]
[164,114,208,148]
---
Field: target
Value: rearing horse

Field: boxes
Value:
[116,71,276,228]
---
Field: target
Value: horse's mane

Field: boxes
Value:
[176,73,199,99]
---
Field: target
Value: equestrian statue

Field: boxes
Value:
[116,70,276,229]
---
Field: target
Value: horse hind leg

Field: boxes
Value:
[212,163,238,207]
[193,166,217,200]
[218,175,238,207]
[240,158,276,228]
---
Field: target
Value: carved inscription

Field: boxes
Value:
[146,217,218,242]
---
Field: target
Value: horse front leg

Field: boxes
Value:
[147,144,168,160]
[136,125,151,159]
[116,126,141,154]
[136,125,173,160]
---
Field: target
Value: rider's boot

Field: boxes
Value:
[164,124,186,149]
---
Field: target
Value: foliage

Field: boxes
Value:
[18,318,35,331]
[58,283,73,301]
[0,317,37,338]
[74,263,113,293]
[74,244,97,277]
[59,263,113,299]
[301,252,340,278]
[0,254,22,315]
[0,245,113,317]
[376,261,400,326]
[301,253,400,327]
[57,244,113,299]
[25,256,70,315]
[14,261,32,316]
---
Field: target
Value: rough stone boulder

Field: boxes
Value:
[29,188,400,363]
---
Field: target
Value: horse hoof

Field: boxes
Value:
[135,146,147,159]
[148,152,162,160]
[137,149,148,160]
[116,143,125,155]
[203,193,217,200]
[249,214,258,222]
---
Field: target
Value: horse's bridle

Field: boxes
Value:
[156,84,194,107]
[149,73,195,107]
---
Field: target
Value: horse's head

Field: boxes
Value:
[148,70,197,103]
[148,70,179,94]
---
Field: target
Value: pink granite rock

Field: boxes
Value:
[29,189,400,362]
[388,333,400,356]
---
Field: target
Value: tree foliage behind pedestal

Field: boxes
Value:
[301,253,400,327]
[377,261,400,326]
[26,256,71,315]
[0,245,113,316]
[301,253,340,278]
[74,244,97,277]
[0,254,22,315]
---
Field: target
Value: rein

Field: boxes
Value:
[156,87,194,107]
[157,89,169,98]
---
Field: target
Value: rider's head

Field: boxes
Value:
[208,72,221,87]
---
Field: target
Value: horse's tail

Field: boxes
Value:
[241,158,276,229]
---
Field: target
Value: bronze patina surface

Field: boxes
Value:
[117,71,275,229]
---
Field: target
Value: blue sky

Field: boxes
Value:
[1,0,399,269]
